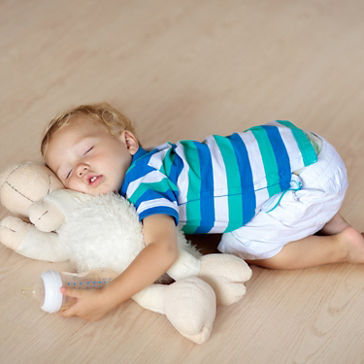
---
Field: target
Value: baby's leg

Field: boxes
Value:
[319,212,349,235]
[221,135,359,269]
[246,226,364,269]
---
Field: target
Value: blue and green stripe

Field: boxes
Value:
[276,120,317,166]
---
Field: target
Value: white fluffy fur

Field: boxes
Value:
[46,190,199,275]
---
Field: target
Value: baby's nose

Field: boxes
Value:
[77,165,88,177]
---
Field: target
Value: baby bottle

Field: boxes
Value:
[22,269,117,313]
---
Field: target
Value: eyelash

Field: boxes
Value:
[85,146,94,154]
[65,146,94,180]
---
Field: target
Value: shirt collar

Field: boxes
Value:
[120,147,148,196]
[132,146,148,163]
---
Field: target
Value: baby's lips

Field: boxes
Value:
[88,174,103,186]
[86,174,97,184]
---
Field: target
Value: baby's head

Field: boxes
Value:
[41,102,139,195]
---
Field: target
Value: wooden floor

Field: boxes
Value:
[1,1,364,363]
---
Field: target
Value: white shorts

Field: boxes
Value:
[217,136,348,260]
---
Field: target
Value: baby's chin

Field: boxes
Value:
[70,180,121,196]
[87,188,112,196]
[88,185,119,196]
[69,186,109,196]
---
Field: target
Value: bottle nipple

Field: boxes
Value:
[21,277,46,305]
[21,288,36,297]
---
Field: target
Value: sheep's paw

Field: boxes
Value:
[0,216,32,250]
[163,277,216,344]
[199,254,252,305]
[29,200,64,232]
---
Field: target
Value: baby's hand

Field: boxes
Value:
[60,286,116,321]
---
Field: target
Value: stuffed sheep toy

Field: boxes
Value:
[0,162,252,344]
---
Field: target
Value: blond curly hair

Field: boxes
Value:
[41,102,136,156]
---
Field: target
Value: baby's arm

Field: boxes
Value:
[104,214,178,304]
[60,214,178,321]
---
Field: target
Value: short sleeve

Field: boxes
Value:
[125,168,180,225]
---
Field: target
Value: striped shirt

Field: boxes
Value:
[120,120,318,234]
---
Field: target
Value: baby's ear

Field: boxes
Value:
[122,130,139,155]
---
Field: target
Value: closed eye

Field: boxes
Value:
[66,170,72,179]
[84,146,94,155]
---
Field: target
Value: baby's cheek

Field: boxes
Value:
[50,175,64,190]
[68,179,85,193]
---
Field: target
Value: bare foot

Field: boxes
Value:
[338,226,364,263]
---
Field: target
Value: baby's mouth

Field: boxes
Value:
[88,175,103,186]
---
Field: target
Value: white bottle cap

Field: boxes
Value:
[40,270,63,313]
